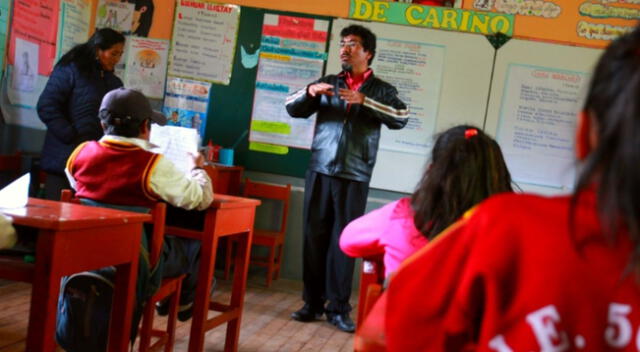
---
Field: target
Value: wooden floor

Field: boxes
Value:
[0,274,356,351]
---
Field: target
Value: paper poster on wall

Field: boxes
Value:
[0,0,11,76]
[6,65,48,109]
[124,37,169,99]
[11,38,38,93]
[168,2,240,84]
[56,0,91,63]
[95,0,135,33]
[249,14,329,149]
[496,64,588,189]
[373,38,444,154]
[162,76,211,139]
[8,0,59,75]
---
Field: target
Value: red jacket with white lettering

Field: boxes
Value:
[385,189,640,351]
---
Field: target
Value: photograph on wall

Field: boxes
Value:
[162,76,211,139]
[124,37,169,99]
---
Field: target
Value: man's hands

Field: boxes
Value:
[307,83,365,104]
[338,89,365,104]
[308,83,335,97]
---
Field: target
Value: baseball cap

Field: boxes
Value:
[99,88,167,126]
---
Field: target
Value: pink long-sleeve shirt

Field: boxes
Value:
[339,197,429,277]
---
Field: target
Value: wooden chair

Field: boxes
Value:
[224,179,291,287]
[356,256,385,330]
[0,151,22,185]
[60,190,184,352]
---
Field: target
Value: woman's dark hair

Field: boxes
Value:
[412,125,513,240]
[57,28,125,74]
[99,110,147,138]
[340,25,376,65]
[572,27,640,267]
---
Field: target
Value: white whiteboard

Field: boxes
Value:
[328,19,495,193]
[485,39,602,196]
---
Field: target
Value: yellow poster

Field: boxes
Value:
[463,0,640,48]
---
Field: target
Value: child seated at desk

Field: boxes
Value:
[380,26,640,351]
[65,88,213,321]
[339,125,513,277]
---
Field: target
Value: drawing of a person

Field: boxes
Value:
[124,0,154,37]
[19,51,32,77]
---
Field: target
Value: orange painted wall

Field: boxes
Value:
[222,0,350,18]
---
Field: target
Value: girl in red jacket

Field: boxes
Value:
[382,26,640,351]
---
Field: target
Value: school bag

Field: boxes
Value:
[55,200,164,351]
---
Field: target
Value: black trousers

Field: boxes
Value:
[302,171,369,314]
[161,236,201,305]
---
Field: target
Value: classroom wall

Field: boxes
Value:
[226,0,349,18]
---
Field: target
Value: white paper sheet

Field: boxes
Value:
[149,125,199,175]
[0,173,30,209]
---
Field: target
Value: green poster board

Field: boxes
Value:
[204,7,332,178]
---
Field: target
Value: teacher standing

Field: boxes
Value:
[37,28,125,200]
[285,24,409,333]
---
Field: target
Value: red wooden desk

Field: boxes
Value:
[204,164,243,195]
[0,198,150,352]
[166,194,259,352]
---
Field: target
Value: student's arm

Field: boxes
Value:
[340,202,397,258]
[149,156,213,211]
[37,65,77,143]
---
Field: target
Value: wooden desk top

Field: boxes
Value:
[0,198,150,231]
[211,194,260,209]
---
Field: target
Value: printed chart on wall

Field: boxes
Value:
[0,0,11,76]
[56,0,91,63]
[168,1,240,84]
[496,64,587,190]
[124,37,170,99]
[249,14,329,150]
[374,37,444,155]
[162,76,211,139]
[485,39,602,196]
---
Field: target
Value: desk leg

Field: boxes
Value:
[188,225,219,352]
[226,231,251,352]
[26,230,60,352]
[109,259,139,352]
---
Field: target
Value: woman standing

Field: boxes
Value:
[37,28,125,199]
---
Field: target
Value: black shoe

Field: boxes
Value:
[291,304,324,322]
[177,304,193,322]
[155,300,169,316]
[327,313,355,333]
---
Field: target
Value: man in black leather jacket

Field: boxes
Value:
[285,24,408,333]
